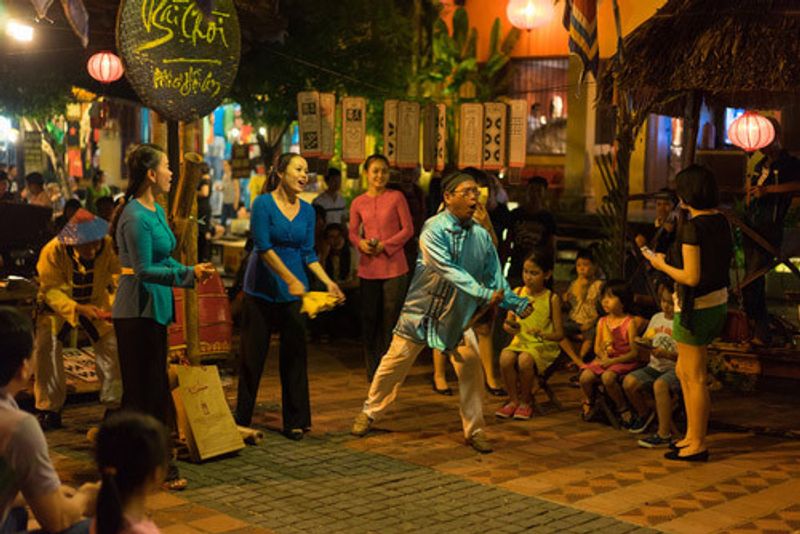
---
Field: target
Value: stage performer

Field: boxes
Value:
[32,209,122,431]
[646,165,733,462]
[350,171,532,453]
[111,144,216,490]
[349,154,414,381]
[235,152,344,441]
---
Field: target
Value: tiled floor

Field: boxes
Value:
[41,338,800,533]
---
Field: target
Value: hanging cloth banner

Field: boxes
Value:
[341,97,367,164]
[483,103,507,171]
[458,103,484,169]
[436,104,447,172]
[297,91,321,158]
[422,103,437,171]
[61,0,89,48]
[30,0,55,20]
[319,93,336,159]
[507,99,529,169]
[396,101,420,169]
[383,99,398,166]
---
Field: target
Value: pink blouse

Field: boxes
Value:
[348,189,414,280]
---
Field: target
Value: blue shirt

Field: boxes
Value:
[244,193,318,303]
[394,210,528,351]
[113,199,195,325]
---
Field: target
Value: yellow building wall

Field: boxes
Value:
[466,0,667,60]
[464,0,666,209]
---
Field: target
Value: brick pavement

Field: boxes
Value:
[39,338,800,533]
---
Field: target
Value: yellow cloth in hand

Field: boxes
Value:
[301,291,341,319]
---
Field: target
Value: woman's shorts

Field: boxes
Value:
[673,304,727,346]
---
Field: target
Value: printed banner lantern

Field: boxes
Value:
[422,103,437,171]
[483,103,507,171]
[23,131,44,174]
[508,99,529,168]
[436,104,447,171]
[319,93,336,159]
[341,97,367,164]
[117,0,241,122]
[383,99,398,166]
[297,91,321,157]
[459,103,484,169]
[396,101,421,169]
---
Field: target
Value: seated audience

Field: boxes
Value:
[496,249,564,420]
[579,281,641,424]
[0,172,17,202]
[0,307,98,534]
[560,249,603,366]
[312,223,360,340]
[623,283,681,445]
[92,412,170,534]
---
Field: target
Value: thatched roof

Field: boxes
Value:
[599,0,800,117]
[1,0,285,106]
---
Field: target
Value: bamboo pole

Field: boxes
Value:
[172,151,204,365]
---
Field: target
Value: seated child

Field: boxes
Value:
[93,412,170,534]
[623,284,681,446]
[579,280,641,423]
[311,223,360,340]
[560,249,604,366]
[496,249,564,420]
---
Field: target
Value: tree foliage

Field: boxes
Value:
[230,0,415,131]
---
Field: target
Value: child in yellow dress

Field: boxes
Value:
[496,249,564,420]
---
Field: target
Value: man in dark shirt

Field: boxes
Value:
[744,121,800,344]
[505,176,557,286]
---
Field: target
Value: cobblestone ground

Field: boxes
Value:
[41,338,800,533]
[178,432,656,534]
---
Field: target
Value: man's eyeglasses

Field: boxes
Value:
[453,187,480,198]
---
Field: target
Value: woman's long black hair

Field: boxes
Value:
[94,412,169,534]
[109,144,165,250]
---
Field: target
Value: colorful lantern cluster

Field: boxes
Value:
[727,111,775,153]
[86,51,124,84]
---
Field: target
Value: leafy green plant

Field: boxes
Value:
[417,8,520,102]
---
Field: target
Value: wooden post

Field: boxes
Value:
[683,91,702,166]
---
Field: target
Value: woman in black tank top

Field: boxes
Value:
[646,165,733,462]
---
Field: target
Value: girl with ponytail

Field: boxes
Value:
[93,412,169,534]
[111,144,216,489]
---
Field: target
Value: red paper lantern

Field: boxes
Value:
[506,0,553,31]
[727,111,775,153]
[87,51,124,84]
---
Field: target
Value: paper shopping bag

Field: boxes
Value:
[171,365,244,462]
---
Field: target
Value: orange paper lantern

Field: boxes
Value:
[727,111,775,153]
[87,51,124,84]
[506,0,553,31]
